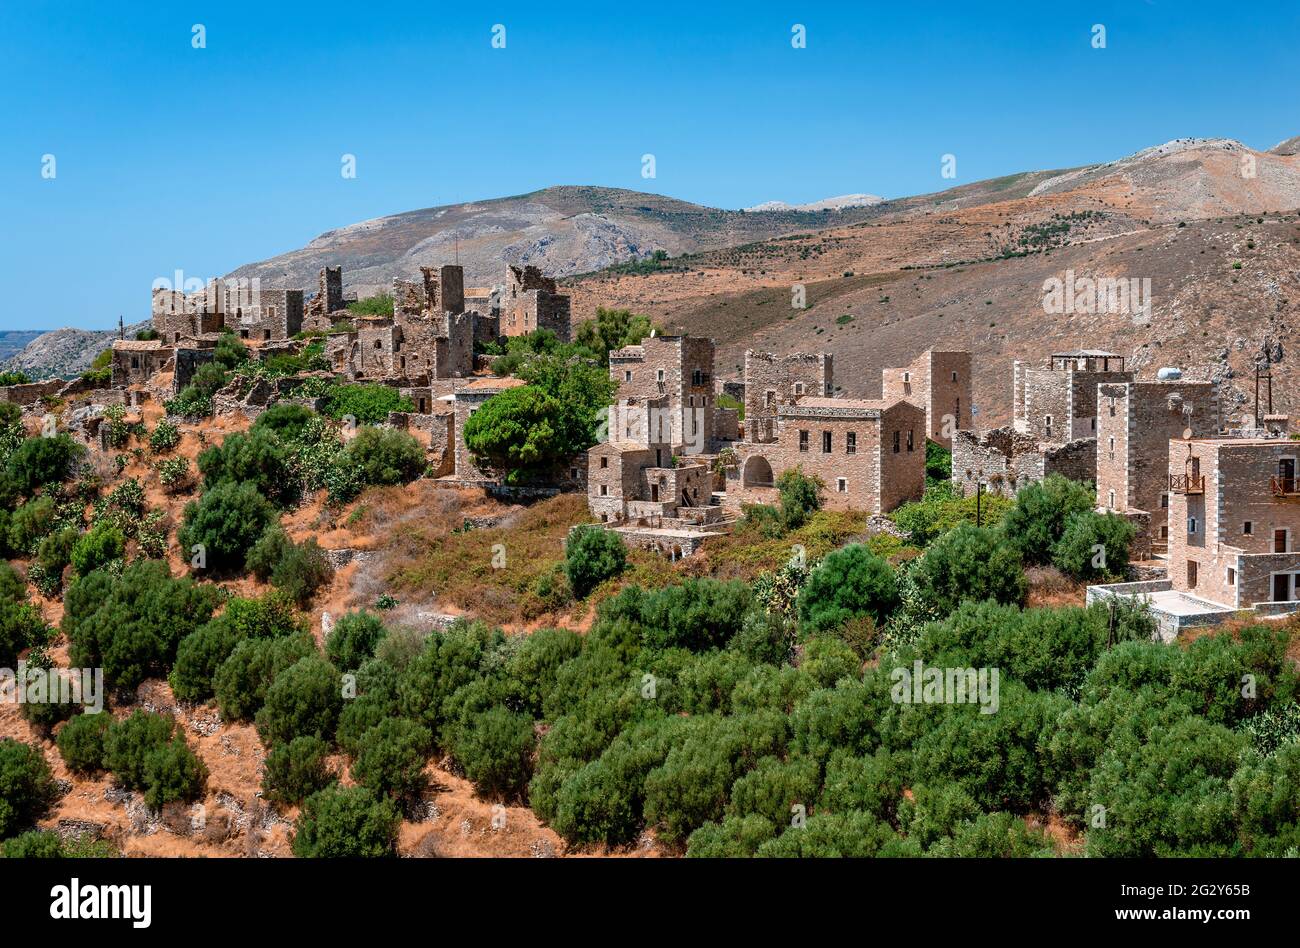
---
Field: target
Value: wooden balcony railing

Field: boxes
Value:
[1169,473,1205,495]
[1271,477,1300,497]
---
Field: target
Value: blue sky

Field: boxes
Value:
[1,0,1297,330]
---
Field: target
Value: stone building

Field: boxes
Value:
[1095,378,1220,555]
[499,265,571,339]
[452,377,528,482]
[111,339,173,387]
[881,349,972,448]
[950,427,1093,499]
[742,350,833,443]
[1013,350,1131,443]
[725,397,927,515]
[610,334,720,455]
[1162,436,1300,609]
[151,278,302,343]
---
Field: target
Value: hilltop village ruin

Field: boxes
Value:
[3,259,1297,639]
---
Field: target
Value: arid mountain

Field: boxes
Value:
[2,323,149,379]
[566,138,1300,428]
[746,194,883,212]
[223,186,888,298]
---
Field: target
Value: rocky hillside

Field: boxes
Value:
[223,186,888,298]
[1,323,149,380]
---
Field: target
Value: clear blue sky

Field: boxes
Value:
[1,0,1297,330]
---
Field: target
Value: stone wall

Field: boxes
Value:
[742,350,832,443]
[881,349,972,448]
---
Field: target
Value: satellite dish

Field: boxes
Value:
[1182,427,1193,440]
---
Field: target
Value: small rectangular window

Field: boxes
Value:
[906,429,914,452]
[1227,568,1236,587]
[600,457,609,469]
[1243,521,1253,536]
[1187,560,1198,587]
[624,370,632,383]
[1188,517,1198,535]
[837,478,847,493]
[600,485,608,496]
[893,431,900,453]
[799,430,809,452]
[846,432,856,455]
[822,431,832,453]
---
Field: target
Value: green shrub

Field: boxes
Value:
[776,468,823,531]
[149,419,181,453]
[325,610,388,672]
[214,633,315,722]
[245,525,292,581]
[9,495,57,553]
[254,655,343,746]
[197,427,295,507]
[141,736,208,809]
[291,785,400,857]
[263,736,336,806]
[55,713,112,774]
[70,522,125,576]
[36,526,78,579]
[344,426,424,486]
[912,523,1027,614]
[6,434,83,495]
[157,457,193,494]
[0,591,52,668]
[0,739,58,838]
[213,332,249,369]
[1000,474,1095,565]
[796,544,899,635]
[564,525,627,598]
[351,718,431,800]
[1052,511,1136,581]
[170,622,241,703]
[177,480,278,574]
[63,559,218,690]
[102,710,176,788]
[447,707,536,801]
[269,538,332,608]
[252,403,316,442]
[320,384,413,425]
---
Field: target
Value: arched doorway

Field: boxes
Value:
[742,455,774,488]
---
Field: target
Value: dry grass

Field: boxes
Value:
[1025,565,1086,608]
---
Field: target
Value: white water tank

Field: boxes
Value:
[1156,366,1183,380]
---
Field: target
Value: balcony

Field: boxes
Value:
[1169,473,1204,495]
[1271,477,1300,498]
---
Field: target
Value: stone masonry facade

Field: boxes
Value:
[882,349,972,448]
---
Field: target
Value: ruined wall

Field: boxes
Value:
[421,265,465,315]
[387,410,454,477]
[173,347,216,393]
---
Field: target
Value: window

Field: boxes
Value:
[624,370,632,383]
[692,369,702,386]
[656,369,665,382]
[799,430,809,452]
[846,432,856,455]
[794,382,805,396]
[689,396,695,407]
[1109,397,1116,416]
[1108,436,1115,458]
[903,372,910,383]
[600,456,609,469]
[1044,415,1053,439]
[1160,524,1169,539]
[1227,567,1236,587]
[893,430,900,453]
[1160,493,1169,509]
[1243,521,1253,536]
[951,371,958,383]
[1108,489,1115,509]
[906,429,914,452]
[1187,560,1198,587]
[374,340,382,349]
[130,356,139,369]
[837,478,847,493]
[1188,516,1198,535]
[570,468,579,480]
[599,485,608,496]
[822,431,832,453]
